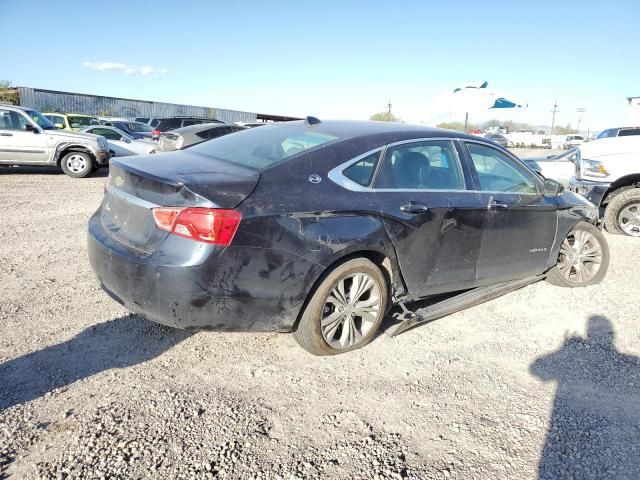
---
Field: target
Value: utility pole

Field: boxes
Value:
[387,100,392,121]
[576,108,586,133]
[550,99,559,136]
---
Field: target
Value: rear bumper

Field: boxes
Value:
[87,212,323,332]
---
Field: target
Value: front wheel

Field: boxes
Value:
[293,258,388,355]
[60,151,94,178]
[604,188,640,237]
[546,222,609,287]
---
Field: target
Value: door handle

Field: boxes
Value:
[0,133,13,136]
[400,202,429,215]
[487,200,509,211]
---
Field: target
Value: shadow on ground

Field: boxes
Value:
[0,166,108,177]
[0,314,190,412]
[530,315,640,480]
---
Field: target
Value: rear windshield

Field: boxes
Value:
[189,124,340,170]
[125,121,153,133]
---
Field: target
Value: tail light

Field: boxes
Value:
[152,207,242,246]
[152,129,161,140]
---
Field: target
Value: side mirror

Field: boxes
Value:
[543,178,564,197]
[123,138,131,143]
[25,123,40,134]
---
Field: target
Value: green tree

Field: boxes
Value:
[0,80,19,105]
[370,111,401,122]
[436,121,477,132]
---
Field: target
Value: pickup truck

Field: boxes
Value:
[569,136,640,236]
[0,104,110,177]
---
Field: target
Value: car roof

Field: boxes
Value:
[280,119,483,141]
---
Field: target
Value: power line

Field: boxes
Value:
[550,99,559,135]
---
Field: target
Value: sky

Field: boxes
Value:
[1,0,638,131]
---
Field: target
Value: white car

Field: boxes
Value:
[80,126,156,157]
[569,135,640,236]
[563,134,585,149]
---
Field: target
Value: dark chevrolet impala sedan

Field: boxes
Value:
[88,119,609,355]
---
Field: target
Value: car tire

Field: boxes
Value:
[60,151,94,178]
[546,222,609,287]
[293,257,388,356]
[603,188,640,237]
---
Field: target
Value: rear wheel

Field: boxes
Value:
[60,151,94,178]
[604,188,640,237]
[546,222,609,287]
[294,258,388,355]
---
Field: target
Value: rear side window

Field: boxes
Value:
[343,151,380,187]
[182,119,204,127]
[149,119,160,128]
[189,124,340,170]
[466,142,537,194]
[375,140,466,190]
[157,118,181,130]
[618,128,640,137]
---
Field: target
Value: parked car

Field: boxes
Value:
[151,116,225,140]
[0,105,110,177]
[80,126,156,157]
[43,112,102,130]
[563,134,585,149]
[569,135,640,236]
[88,119,608,355]
[157,123,246,152]
[596,126,640,139]
[521,149,578,186]
[483,132,509,147]
[102,120,154,140]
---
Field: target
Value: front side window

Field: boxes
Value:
[88,127,123,141]
[466,143,538,194]
[375,140,466,190]
[189,124,340,170]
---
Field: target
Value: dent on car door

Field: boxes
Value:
[372,139,485,297]
[463,142,558,283]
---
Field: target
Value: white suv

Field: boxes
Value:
[569,135,640,236]
[0,105,110,177]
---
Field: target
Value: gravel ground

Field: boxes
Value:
[1,164,639,479]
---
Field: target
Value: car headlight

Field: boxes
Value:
[580,159,609,179]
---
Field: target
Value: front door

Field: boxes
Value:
[463,141,558,284]
[0,108,49,163]
[373,139,486,297]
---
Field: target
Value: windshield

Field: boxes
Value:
[68,115,101,128]
[189,124,341,170]
[25,110,55,130]
[125,121,153,133]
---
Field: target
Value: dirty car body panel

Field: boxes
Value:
[87,121,598,332]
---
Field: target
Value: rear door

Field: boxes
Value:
[462,141,558,283]
[373,139,486,296]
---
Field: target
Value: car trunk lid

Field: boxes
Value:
[101,151,260,253]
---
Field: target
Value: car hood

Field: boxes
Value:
[46,129,102,142]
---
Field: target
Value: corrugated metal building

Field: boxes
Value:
[16,87,258,123]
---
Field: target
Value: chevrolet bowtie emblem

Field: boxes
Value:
[114,176,124,187]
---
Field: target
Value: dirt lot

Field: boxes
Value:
[1,165,639,479]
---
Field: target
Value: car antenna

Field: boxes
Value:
[305,116,321,125]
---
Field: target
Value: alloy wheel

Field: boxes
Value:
[556,230,603,284]
[320,272,382,349]
[617,202,640,237]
